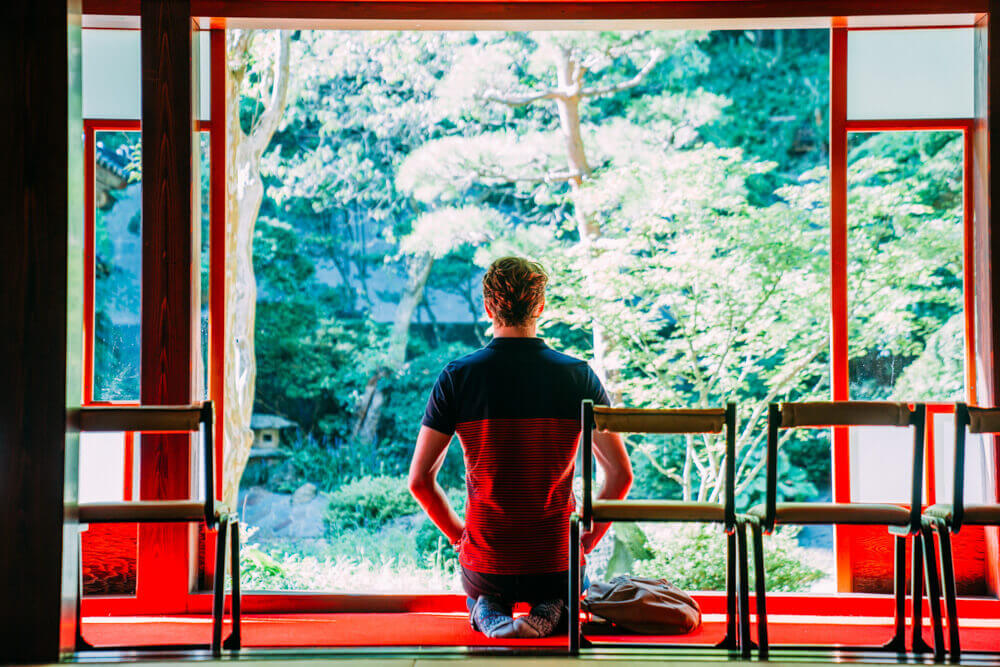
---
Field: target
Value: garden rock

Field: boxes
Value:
[239,486,328,539]
[292,482,317,505]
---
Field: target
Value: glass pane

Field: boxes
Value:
[82,30,140,120]
[618,433,832,593]
[199,131,211,400]
[847,28,973,120]
[79,431,138,596]
[847,130,965,402]
[82,29,211,120]
[235,28,833,593]
[93,130,141,401]
[849,426,923,504]
[92,129,211,401]
[79,432,126,503]
[935,415,992,505]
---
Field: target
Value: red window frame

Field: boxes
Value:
[82,118,143,515]
[77,14,1000,626]
[80,26,227,615]
[833,23,987,594]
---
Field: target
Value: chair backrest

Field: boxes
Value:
[764,400,925,533]
[580,400,737,532]
[953,403,1000,531]
[77,401,216,526]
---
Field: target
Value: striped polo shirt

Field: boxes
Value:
[421,336,610,575]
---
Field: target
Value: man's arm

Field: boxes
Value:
[581,429,633,554]
[408,425,465,545]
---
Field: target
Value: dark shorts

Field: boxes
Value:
[461,567,571,609]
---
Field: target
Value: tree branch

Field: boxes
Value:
[228,30,252,76]
[472,167,581,185]
[580,50,662,99]
[248,30,292,157]
[482,89,568,107]
[735,429,796,497]
[734,340,826,453]
[635,442,682,485]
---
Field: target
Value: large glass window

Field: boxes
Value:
[232,28,833,593]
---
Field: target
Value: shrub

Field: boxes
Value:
[324,475,420,534]
[632,523,825,592]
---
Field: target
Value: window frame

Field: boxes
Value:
[833,24,982,592]
[77,10,1000,627]
[79,26,225,612]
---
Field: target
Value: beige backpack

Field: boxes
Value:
[582,575,702,634]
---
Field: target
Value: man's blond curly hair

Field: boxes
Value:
[482,257,548,328]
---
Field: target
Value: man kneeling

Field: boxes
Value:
[408,257,633,638]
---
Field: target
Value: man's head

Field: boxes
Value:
[482,257,548,331]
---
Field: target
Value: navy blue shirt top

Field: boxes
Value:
[422,337,610,435]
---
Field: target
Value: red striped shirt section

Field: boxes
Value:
[455,417,581,575]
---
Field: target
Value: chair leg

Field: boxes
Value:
[714,529,739,651]
[735,523,752,658]
[750,521,768,660]
[211,516,229,657]
[882,535,907,652]
[934,522,961,662]
[911,530,932,653]
[568,514,581,655]
[920,523,947,661]
[224,516,242,651]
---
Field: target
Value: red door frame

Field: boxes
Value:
[79,13,1000,622]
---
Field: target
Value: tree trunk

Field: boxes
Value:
[222,31,291,506]
[553,49,620,403]
[352,253,434,460]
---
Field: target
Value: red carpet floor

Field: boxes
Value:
[81,614,1000,651]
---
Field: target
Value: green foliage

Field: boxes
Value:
[604,522,655,579]
[268,432,371,494]
[324,475,420,534]
[234,29,966,592]
[633,523,825,592]
[238,523,463,592]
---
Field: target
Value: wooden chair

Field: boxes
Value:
[570,400,751,655]
[74,401,241,656]
[921,402,1000,661]
[747,401,926,658]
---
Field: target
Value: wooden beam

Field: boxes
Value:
[78,405,204,433]
[139,0,196,611]
[972,9,1000,596]
[0,0,80,661]
[83,0,988,21]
